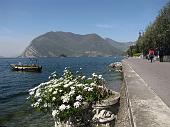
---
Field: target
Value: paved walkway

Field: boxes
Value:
[122,58,170,127]
[125,58,170,107]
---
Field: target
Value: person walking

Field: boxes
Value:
[149,48,155,63]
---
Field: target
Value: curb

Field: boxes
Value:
[122,61,136,127]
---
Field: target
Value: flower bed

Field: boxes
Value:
[28,67,114,126]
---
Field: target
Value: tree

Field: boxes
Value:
[129,2,170,56]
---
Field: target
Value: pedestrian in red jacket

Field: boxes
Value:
[149,48,155,63]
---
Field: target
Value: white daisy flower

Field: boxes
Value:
[74,101,81,108]
[52,109,59,117]
[59,104,67,111]
[76,95,83,101]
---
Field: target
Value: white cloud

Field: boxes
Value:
[95,24,113,29]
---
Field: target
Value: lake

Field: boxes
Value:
[0,57,123,127]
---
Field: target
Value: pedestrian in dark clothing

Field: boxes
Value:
[159,47,164,62]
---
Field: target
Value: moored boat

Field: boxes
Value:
[10,58,42,72]
[10,64,42,72]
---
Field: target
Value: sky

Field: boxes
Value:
[0,0,169,57]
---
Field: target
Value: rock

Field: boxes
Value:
[109,62,123,72]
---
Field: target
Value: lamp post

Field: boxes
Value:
[138,30,143,39]
[129,45,133,57]
[139,30,144,56]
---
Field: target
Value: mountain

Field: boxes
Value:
[21,31,129,57]
[105,38,134,52]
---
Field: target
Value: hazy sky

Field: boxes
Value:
[0,0,169,57]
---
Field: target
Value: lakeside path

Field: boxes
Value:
[122,58,170,127]
[124,58,170,107]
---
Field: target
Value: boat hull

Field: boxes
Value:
[10,64,42,72]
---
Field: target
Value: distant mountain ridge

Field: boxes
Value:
[105,38,134,51]
[21,31,132,57]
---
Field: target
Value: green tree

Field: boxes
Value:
[128,2,170,56]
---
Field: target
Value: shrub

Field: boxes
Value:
[28,67,109,122]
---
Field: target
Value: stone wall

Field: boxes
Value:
[164,56,170,62]
[115,81,132,127]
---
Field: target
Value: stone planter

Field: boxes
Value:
[92,91,120,127]
[54,91,120,127]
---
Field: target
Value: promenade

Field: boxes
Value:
[122,58,170,127]
[125,58,170,107]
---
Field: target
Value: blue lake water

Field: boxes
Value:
[0,57,123,127]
